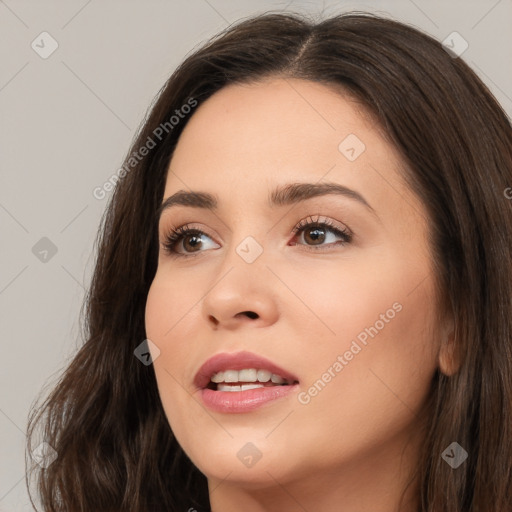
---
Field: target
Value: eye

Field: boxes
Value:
[161,215,352,258]
[290,215,352,249]
[161,224,220,257]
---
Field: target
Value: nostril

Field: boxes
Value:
[242,311,258,319]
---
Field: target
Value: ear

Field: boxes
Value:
[437,318,460,376]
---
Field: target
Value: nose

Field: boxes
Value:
[201,242,279,331]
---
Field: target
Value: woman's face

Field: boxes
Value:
[145,78,451,495]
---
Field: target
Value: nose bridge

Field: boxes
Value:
[201,224,278,327]
[212,230,268,293]
[219,211,269,268]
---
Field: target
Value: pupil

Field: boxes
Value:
[184,234,202,251]
[306,227,325,245]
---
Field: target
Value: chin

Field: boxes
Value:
[185,437,295,485]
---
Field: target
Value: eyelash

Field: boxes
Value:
[161,215,352,258]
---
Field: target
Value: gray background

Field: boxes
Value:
[1,0,511,510]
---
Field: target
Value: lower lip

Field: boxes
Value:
[199,384,299,413]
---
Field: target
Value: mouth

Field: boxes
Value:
[194,351,300,413]
[206,368,298,391]
[194,350,300,391]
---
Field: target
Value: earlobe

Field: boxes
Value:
[438,326,460,377]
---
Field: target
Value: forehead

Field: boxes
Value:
[171,78,375,162]
[163,78,422,223]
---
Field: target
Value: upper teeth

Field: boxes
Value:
[211,368,287,384]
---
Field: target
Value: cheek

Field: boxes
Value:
[274,250,419,349]
[144,273,200,384]
[145,278,185,398]
[287,249,438,423]
[282,241,435,348]
[144,279,194,443]
[144,281,164,339]
[293,262,438,435]
[145,268,203,341]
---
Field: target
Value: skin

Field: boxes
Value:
[145,77,455,512]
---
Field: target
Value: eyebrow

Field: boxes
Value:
[157,182,376,220]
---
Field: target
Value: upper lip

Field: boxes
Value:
[194,350,300,389]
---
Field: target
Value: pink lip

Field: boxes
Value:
[194,351,300,414]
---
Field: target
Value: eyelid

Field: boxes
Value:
[292,214,352,236]
[162,222,218,242]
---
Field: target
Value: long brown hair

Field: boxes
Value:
[27,11,512,511]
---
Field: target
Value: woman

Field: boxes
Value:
[27,10,512,512]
